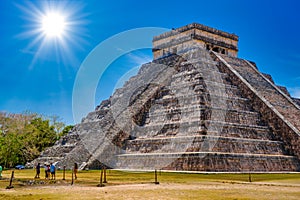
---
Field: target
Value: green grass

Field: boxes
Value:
[0,169,300,200]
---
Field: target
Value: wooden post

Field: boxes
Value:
[103,167,107,183]
[71,169,74,185]
[6,171,14,189]
[97,169,104,187]
[62,166,66,180]
[248,172,252,183]
[100,169,103,185]
[154,169,159,184]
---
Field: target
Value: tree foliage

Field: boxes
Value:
[0,112,72,168]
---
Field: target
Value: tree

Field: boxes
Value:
[0,132,23,167]
[0,111,71,168]
[49,115,66,139]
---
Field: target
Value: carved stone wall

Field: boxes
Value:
[153,23,238,59]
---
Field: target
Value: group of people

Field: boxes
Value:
[34,162,78,180]
[34,163,56,180]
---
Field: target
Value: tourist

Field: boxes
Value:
[0,165,2,179]
[47,164,51,178]
[50,163,56,180]
[34,163,40,178]
[44,164,49,179]
[74,163,78,180]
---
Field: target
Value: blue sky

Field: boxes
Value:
[1,0,300,125]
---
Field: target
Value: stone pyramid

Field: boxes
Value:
[34,23,300,172]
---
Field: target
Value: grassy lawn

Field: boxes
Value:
[0,169,299,199]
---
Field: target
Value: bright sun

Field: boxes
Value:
[18,1,87,68]
[42,12,66,37]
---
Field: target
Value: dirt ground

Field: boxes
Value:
[1,170,300,199]
[1,181,300,200]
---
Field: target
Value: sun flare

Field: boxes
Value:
[42,12,66,37]
[17,1,88,68]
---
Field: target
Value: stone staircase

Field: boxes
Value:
[115,48,300,171]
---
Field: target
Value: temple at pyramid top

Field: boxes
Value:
[152,23,239,59]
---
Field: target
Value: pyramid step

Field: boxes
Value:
[137,120,273,140]
[125,135,286,155]
[154,92,251,111]
[40,145,76,158]
[145,108,261,126]
[168,86,241,99]
[168,80,239,91]
[118,151,294,158]
[146,113,261,127]
[171,69,232,85]
[133,135,275,142]
[147,105,259,118]
[116,152,300,171]
[171,66,220,80]
[142,119,270,130]
[155,92,249,102]
[171,68,227,78]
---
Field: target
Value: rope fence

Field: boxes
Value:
[1,167,299,189]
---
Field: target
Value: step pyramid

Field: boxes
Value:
[32,23,300,172]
